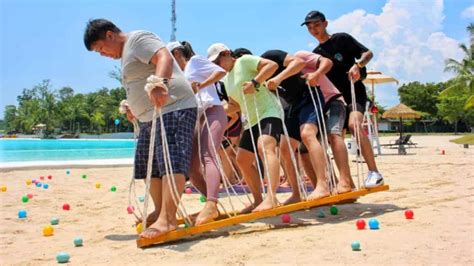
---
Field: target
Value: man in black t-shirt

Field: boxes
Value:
[261,49,330,202]
[301,10,384,188]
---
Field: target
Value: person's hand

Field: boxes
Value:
[348,64,361,82]
[242,81,257,94]
[266,77,281,91]
[302,72,321,87]
[144,75,170,109]
[119,100,135,122]
[191,81,201,93]
[148,84,169,109]
[125,109,135,122]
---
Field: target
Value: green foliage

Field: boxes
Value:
[398,81,444,117]
[3,79,129,136]
[443,23,474,110]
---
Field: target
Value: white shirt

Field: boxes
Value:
[184,55,225,110]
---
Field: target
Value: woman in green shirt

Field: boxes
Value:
[207,43,284,213]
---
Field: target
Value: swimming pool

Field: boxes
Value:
[0,139,135,163]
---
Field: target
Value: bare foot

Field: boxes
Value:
[139,219,177,239]
[239,203,257,214]
[336,182,352,194]
[307,185,330,201]
[252,196,280,212]
[195,202,219,226]
[283,194,301,205]
[135,210,159,227]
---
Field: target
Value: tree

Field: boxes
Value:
[3,105,17,132]
[437,85,473,134]
[398,82,443,117]
[443,23,474,109]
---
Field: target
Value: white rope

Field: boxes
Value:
[158,108,193,227]
[220,143,253,204]
[306,84,338,194]
[273,87,308,200]
[141,110,158,231]
[241,92,267,199]
[349,79,364,190]
[252,93,274,200]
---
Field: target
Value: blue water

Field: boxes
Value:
[0,139,135,162]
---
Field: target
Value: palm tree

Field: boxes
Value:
[443,23,474,109]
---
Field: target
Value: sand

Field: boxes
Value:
[0,135,473,265]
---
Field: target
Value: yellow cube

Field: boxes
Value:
[95,183,101,189]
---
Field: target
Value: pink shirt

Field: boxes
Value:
[294,50,344,104]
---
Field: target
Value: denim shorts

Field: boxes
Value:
[284,89,325,142]
[326,99,346,136]
[134,108,197,180]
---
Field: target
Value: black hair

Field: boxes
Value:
[232,48,253,58]
[179,41,196,61]
[84,19,122,51]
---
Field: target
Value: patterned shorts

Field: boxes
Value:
[134,108,197,180]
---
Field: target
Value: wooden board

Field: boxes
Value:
[137,185,389,248]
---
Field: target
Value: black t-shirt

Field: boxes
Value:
[260,50,309,106]
[313,32,368,104]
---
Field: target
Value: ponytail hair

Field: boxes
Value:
[180,41,196,60]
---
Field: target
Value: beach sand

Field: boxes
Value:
[1,135,473,265]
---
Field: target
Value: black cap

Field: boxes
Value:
[301,10,326,26]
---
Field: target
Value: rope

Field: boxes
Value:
[349,79,364,190]
[240,92,267,199]
[273,87,308,200]
[306,84,338,194]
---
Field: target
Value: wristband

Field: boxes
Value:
[251,79,260,89]
[356,62,364,69]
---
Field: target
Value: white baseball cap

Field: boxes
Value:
[166,41,184,52]
[207,43,230,62]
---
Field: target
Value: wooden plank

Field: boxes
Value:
[137,185,389,248]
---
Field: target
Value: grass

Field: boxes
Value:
[450,134,474,145]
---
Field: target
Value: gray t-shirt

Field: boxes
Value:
[121,30,197,122]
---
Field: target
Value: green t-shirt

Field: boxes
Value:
[224,55,283,129]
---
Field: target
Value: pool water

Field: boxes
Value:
[0,139,135,162]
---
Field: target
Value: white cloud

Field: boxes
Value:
[461,5,474,19]
[326,0,464,107]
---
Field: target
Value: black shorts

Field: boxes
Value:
[239,117,283,152]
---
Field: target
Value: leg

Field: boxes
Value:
[300,152,317,187]
[253,134,280,212]
[279,136,302,204]
[236,148,261,213]
[188,131,207,196]
[328,134,353,193]
[195,107,227,225]
[348,111,378,172]
[300,123,330,200]
[140,174,186,238]
[136,179,162,226]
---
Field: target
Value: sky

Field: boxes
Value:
[1,0,473,117]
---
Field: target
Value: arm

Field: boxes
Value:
[348,50,373,81]
[191,70,226,92]
[303,56,333,86]
[243,58,278,94]
[146,48,174,108]
[267,55,305,90]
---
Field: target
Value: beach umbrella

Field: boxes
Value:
[362,71,399,155]
[382,104,421,138]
